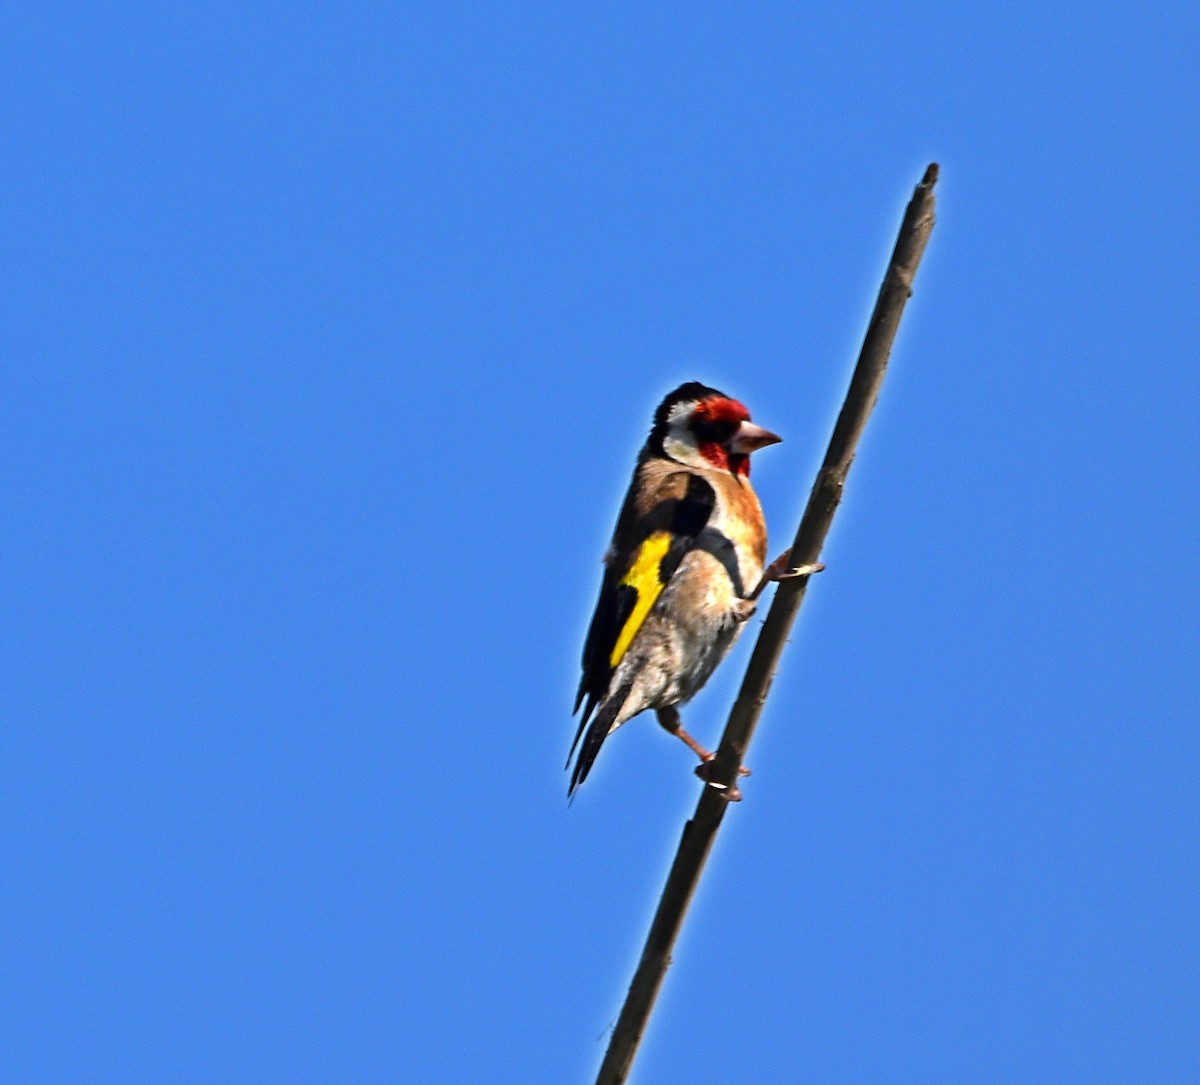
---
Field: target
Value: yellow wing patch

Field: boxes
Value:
[609,530,672,668]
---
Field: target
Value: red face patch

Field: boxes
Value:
[696,445,752,476]
[691,396,750,426]
[691,397,752,476]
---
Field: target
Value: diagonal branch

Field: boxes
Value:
[594,163,939,1085]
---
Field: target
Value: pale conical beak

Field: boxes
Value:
[730,421,782,453]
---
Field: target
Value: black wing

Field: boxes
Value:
[568,472,746,786]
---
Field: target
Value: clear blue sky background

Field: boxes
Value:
[3,4,1196,1082]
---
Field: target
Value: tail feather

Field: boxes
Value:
[568,681,632,796]
[565,693,598,770]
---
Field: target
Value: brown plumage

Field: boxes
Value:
[568,382,781,795]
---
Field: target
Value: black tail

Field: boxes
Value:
[567,681,632,796]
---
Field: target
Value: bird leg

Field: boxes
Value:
[747,548,825,602]
[657,707,751,800]
[656,705,712,761]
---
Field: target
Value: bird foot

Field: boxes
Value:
[765,549,825,582]
[694,758,750,801]
[748,551,826,600]
[777,561,825,579]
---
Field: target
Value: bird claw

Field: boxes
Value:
[747,551,825,601]
[775,561,824,580]
[765,549,825,582]
[694,759,749,800]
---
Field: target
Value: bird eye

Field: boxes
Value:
[691,418,738,444]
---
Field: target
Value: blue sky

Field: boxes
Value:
[3,4,1196,1082]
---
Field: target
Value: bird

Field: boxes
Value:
[568,381,802,798]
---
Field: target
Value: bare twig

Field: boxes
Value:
[594,163,939,1085]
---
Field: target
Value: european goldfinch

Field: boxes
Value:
[568,382,788,797]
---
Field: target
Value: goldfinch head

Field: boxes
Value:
[648,381,782,477]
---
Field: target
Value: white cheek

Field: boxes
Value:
[663,433,708,469]
[667,401,694,426]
